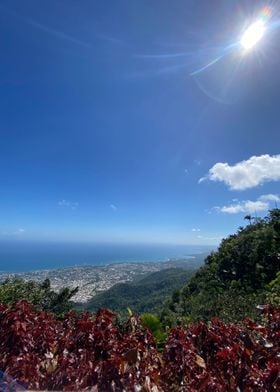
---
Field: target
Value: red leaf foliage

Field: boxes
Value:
[162,306,280,391]
[0,301,161,391]
[0,301,279,391]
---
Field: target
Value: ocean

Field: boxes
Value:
[0,241,214,273]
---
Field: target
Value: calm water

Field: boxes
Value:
[0,241,213,273]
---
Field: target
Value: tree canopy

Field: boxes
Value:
[161,209,280,325]
[0,278,78,315]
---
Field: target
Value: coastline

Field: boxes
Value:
[0,254,206,303]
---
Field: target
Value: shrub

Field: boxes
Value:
[0,302,279,391]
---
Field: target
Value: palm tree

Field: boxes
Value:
[244,215,252,225]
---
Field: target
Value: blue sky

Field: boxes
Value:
[0,0,280,246]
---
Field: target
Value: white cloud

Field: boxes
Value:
[259,194,280,202]
[191,228,201,232]
[58,200,79,210]
[199,154,280,190]
[214,193,279,214]
[216,200,268,214]
[110,204,117,211]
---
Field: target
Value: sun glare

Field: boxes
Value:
[240,20,266,50]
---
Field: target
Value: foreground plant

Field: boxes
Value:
[0,301,279,391]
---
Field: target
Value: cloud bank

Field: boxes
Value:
[200,154,280,190]
[214,194,279,214]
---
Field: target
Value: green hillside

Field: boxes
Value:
[161,209,280,325]
[85,267,194,315]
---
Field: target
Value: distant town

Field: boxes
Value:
[0,256,205,303]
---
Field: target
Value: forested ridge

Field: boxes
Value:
[84,268,194,315]
[161,209,280,325]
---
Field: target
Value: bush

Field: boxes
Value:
[140,313,167,349]
[162,305,280,391]
[0,301,161,391]
[0,301,279,391]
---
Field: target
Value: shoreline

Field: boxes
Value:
[0,255,206,303]
[0,252,207,275]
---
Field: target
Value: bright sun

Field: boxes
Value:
[240,20,266,50]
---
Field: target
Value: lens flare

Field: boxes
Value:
[260,6,272,21]
[240,20,266,50]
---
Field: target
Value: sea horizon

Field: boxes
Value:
[0,241,214,274]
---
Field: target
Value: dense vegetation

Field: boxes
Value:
[162,209,280,325]
[85,268,194,315]
[0,300,279,391]
[0,278,78,315]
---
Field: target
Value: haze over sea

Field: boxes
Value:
[0,242,213,273]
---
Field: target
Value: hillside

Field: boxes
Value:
[85,267,194,315]
[162,209,280,325]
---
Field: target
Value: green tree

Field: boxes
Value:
[266,271,280,306]
[161,209,280,324]
[0,278,78,315]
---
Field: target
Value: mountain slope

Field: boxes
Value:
[161,209,280,324]
[85,268,194,315]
